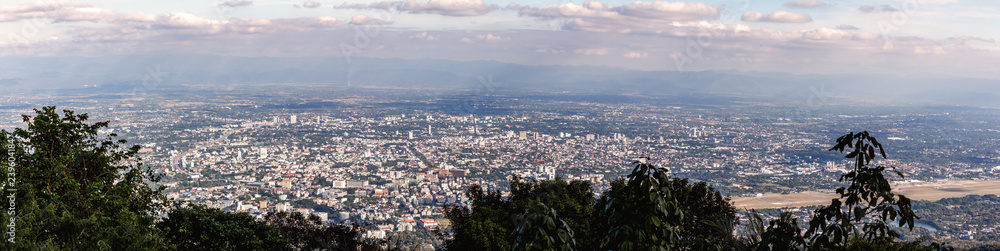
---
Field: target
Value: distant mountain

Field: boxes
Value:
[1,55,998,106]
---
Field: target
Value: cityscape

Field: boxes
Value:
[3,82,998,247]
[2,0,1000,249]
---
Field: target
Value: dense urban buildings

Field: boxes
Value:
[2,83,998,246]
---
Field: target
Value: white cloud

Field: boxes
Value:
[337,2,396,11]
[350,15,390,25]
[460,33,506,43]
[302,1,321,8]
[623,51,647,58]
[741,11,812,23]
[574,48,609,55]
[409,31,438,41]
[220,1,253,7]
[0,2,116,22]
[476,33,504,42]
[518,1,718,21]
[337,0,498,16]
[943,36,996,46]
[836,24,858,30]
[398,0,498,16]
[784,0,826,9]
[610,1,719,20]
[516,1,720,33]
[858,5,899,13]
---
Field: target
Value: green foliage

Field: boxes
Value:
[509,176,595,249]
[264,211,392,251]
[745,131,950,250]
[666,177,738,249]
[805,131,919,248]
[157,204,291,251]
[443,177,595,251]
[511,202,576,251]
[600,161,684,251]
[445,162,742,251]
[754,211,806,251]
[443,184,512,250]
[0,106,169,250]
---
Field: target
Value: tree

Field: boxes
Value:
[442,177,595,251]
[442,184,512,251]
[666,177,737,249]
[593,174,739,250]
[600,161,684,251]
[749,131,949,251]
[0,106,169,250]
[157,204,291,250]
[805,131,919,248]
[511,202,576,251]
[264,211,391,251]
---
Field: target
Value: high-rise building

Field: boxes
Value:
[408,131,414,140]
[519,131,528,140]
[273,116,279,124]
[290,115,297,124]
[259,147,268,159]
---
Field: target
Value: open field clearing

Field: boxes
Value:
[732,180,1000,209]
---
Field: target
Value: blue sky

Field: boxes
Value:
[1,0,998,79]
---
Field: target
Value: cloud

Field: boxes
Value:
[784,0,826,9]
[102,13,342,37]
[476,33,504,42]
[858,5,899,13]
[220,1,253,7]
[534,48,562,54]
[622,51,647,58]
[460,33,506,43]
[337,0,498,16]
[337,2,396,11]
[741,11,812,23]
[836,24,859,30]
[399,0,498,16]
[943,36,996,46]
[350,15,390,25]
[0,2,117,22]
[518,1,718,21]
[409,31,438,41]
[573,48,609,55]
[610,1,720,20]
[516,1,719,33]
[505,3,526,11]
[302,1,321,8]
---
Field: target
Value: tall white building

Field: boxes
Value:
[260,147,268,159]
[290,115,297,124]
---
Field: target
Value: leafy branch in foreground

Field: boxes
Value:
[1,106,169,250]
[806,131,918,248]
[601,161,684,251]
[512,202,576,251]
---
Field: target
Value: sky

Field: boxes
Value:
[1,0,998,79]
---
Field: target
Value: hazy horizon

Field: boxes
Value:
[1,0,999,80]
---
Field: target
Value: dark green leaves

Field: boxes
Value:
[804,131,921,249]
